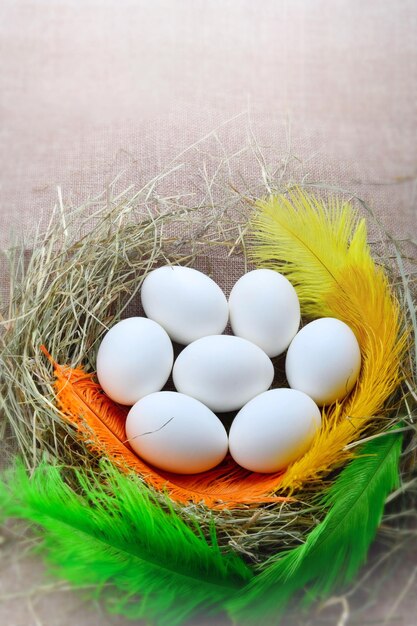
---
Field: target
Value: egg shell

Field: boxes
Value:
[229,388,321,473]
[125,391,228,474]
[141,265,229,345]
[285,317,362,406]
[172,335,274,412]
[96,317,174,405]
[229,269,301,357]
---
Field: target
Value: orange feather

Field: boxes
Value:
[40,345,292,509]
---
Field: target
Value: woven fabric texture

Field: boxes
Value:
[0,1,416,624]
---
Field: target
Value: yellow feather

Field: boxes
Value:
[250,188,407,493]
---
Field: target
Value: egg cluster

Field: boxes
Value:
[96,266,361,475]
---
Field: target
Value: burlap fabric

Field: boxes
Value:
[1,1,416,624]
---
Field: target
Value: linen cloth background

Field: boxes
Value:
[1,1,416,624]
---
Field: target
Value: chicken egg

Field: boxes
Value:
[125,391,228,474]
[96,317,174,405]
[285,317,362,405]
[173,335,274,412]
[141,265,228,345]
[228,269,300,357]
[229,388,321,473]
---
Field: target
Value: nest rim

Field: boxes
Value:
[1,173,416,567]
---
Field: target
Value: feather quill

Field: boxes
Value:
[0,460,252,626]
[250,189,407,492]
[227,427,403,624]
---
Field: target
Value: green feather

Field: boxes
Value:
[227,428,403,624]
[0,430,402,625]
[0,461,252,625]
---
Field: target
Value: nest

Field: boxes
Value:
[1,146,417,624]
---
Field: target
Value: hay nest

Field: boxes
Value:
[1,146,416,624]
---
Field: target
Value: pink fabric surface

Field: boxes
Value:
[1,0,416,253]
[1,1,416,625]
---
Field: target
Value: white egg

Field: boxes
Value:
[141,265,228,345]
[229,388,321,473]
[228,269,300,358]
[125,392,228,474]
[96,317,173,405]
[285,317,362,406]
[173,335,274,412]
